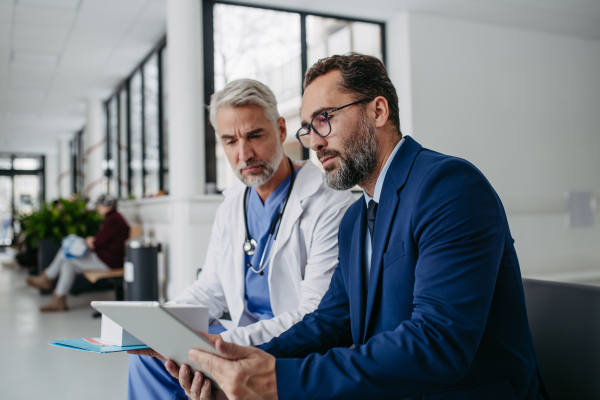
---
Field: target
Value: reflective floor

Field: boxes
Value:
[0,251,128,400]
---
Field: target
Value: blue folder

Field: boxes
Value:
[49,338,149,354]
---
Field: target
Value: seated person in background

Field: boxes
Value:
[126,79,354,400]
[26,194,130,312]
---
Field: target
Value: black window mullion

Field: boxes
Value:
[105,101,111,194]
[141,66,147,197]
[157,46,165,192]
[116,93,122,198]
[126,81,132,197]
[203,0,216,193]
[300,12,309,160]
[40,155,45,203]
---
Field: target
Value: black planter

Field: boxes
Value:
[37,238,61,275]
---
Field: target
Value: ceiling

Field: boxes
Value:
[0,0,166,153]
[1,0,599,154]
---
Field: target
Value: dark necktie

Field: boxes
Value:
[367,200,378,242]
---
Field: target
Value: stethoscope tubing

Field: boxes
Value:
[243,157,296,275]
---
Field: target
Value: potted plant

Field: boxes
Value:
[19,196,104,275]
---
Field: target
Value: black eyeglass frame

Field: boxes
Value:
[295,97,373,149]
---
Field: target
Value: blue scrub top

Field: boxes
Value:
[244,172,294,322]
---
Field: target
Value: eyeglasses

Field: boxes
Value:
[295,98,373,149]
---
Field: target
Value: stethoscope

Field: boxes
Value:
[243,157,296,276]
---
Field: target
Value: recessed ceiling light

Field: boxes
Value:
[12,50,60,66]
[6,110,40,119]
[9,88,46,98]
[17,0,79,11]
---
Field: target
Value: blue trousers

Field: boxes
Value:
[128,325,227,400]
[128,355,187,400]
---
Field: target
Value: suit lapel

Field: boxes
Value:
[363,185,398,341]
[362,136,422,341]
[349,202,367,345]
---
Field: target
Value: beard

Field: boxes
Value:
[234,141,284,187]
[318,113,379,191]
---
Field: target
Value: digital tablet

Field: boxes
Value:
[91,301,219,382]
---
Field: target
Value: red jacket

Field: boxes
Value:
[93,210,130,269]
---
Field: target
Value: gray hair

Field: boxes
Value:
[209,79,280,132]
[95,194,118,209]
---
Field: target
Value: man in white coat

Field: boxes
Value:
[127,79,354,400]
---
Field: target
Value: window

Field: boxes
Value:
[0,153,46,244]
[129,69,144,199]
[204,1,385,192]
[143,53,160,197]
[103,39,168,199]
[70,130,84,195]
[105,95,119,196]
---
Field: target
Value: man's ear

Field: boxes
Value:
[277,117,287,143]
[372,96,390,129]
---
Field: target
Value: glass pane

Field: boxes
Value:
[306,16,382,170]
[144,53,160,197]
[0,176,13,245]
[161,46,169,194]
[214,3,302,191]
[306,17,382,66]
[0,158,11,169]
[119,89,128,197]
[108,96,119,196]
[13,157,40,170]
[130,70,144,199]
[14,175,40,217]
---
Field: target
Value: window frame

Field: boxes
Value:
[203,0,386,189]
[104,37,168,199]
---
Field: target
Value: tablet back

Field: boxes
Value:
[91,301,219,380]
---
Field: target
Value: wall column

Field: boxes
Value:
[84,98,105,203]
[165,0,205,298]
[57,138,71,198]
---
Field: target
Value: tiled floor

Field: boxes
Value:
[0,255,129,399]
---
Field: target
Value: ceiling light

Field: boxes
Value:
[9,88,46,98]
[17,0,79,11]
[12,50,60,66]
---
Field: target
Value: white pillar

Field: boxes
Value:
[165,0,205,299]
[386,13,414,138]
[44,153,58,202]
[84,98,105,203]
[167,0,204,198]
[58,138,72,198]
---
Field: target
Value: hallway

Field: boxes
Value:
[0,254,128,399]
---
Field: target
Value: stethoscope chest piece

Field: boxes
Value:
[243,238,257,256]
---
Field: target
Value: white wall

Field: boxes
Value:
[119,196,223,301]
[44,153,58,202]
[388,13,600,280]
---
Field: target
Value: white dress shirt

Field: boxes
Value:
[363,137,405,284]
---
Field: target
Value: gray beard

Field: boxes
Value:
[323,116,379,191]
[234,141,284,187]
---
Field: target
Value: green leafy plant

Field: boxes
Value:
[19,197,104,248]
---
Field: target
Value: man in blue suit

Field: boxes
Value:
[187,53,549,400]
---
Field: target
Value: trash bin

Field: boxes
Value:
[124,236,161,301]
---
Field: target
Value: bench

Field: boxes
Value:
[523,278,600,399]
[83,268,125,318]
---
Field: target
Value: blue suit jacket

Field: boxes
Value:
[259,137,548,400]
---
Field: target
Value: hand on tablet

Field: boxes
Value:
[198,331,222,346]
[127,348,167,361]
[188,338,277,400]
[165,361,228,400]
